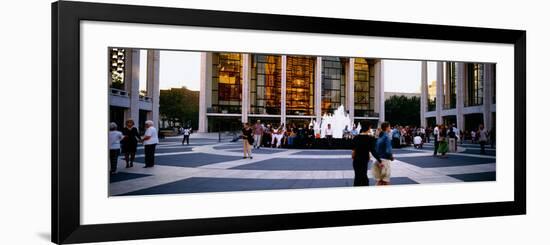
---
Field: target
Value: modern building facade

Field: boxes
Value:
[108,48,161,131]
[198,53,385,133]
[420,61,496,132]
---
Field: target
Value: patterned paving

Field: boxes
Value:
[109,135,496,196]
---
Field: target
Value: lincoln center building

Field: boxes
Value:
[419,61,496,133]
[198,53,385,132]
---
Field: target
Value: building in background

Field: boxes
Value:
[420,61,496,132]
[198,53,385,132]
[108,48,161,132]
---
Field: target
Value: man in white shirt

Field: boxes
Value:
[433,125,439,156]
[181,126,191,145]
[325,124,334,147]
[142,120,159,168]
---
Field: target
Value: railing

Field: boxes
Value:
[139,94,152,102]
[110,88,129,97]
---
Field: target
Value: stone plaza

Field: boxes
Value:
[109,134,496,196]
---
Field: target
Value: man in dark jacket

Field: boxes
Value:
[351,121,382,186]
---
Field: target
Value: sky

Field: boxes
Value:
[159,50,201,91]
[156,50,436,93]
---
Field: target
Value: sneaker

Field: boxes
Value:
[249,156,253,159]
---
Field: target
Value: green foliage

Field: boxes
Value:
[385,95,420,126]
[159,87,199,129]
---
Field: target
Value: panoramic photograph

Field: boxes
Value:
[107,48,496,196]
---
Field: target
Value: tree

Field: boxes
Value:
[384,95,420,126]
[159,87,199,129]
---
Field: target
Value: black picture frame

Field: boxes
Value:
[52,1,526,244]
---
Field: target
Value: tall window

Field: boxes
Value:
[321,57,346,114]
[110,48,125,90]
[427,62,437,111]
[286,56,315,116]
[354,58,375,117]
[444,62,456,109]
[466,63,484,106]
[251,55,281,115]
[211,53,242,113]
[139,50,148,97]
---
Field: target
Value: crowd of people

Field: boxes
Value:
[385,123,495,157]
[108,119,159,174]
[241,120,366,151]
[241,120,395,186]
[107,117,494,187]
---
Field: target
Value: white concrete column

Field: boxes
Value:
[420,61,428,128]
[146,50,160,129]
[455,62,465,132]
[374,60,385,124]
[374,60,380,115]
[346,58,355,123]
[198,52,212,132]
[241,54,251,123]
[281,55,287,125]
[444,63,451,108]
[315,57,323,122]
[125,49,140,124]
[436,62,444,125]
[483,63,494,131]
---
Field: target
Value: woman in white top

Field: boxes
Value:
[108,122,123,174]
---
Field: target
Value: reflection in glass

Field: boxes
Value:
[322,57,346,114]
[211,53,242,113]
[354,58,375,117]
[251,55,281,115]
[286,56,315,116]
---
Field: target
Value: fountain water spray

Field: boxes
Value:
[310,105,361,138]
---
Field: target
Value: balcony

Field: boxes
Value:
[139,94,152,102]
[110,88,129,97]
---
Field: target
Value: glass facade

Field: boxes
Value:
[466,63,484,107]
[286,56,315,116]
[211,53,242,114]
[251,55,282,115]
[354,58,375,117]
[444,62,457,109]
[321,57,346,114]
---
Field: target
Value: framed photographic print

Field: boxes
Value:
[52,1,526,244]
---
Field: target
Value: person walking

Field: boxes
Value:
[351,122,381,186]
[253,120,264,149]
[242,123,254,159]
[432,125,440,156]
[374,122,394,185]
[181,126,191,145]
[121,119,140,168]
[325,123,334,147]
[478,124,489,154]
[437,125,449,158]
[108,122,123,174]
[142,120,158,168]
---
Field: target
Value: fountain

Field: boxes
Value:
[310,105,361,138]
